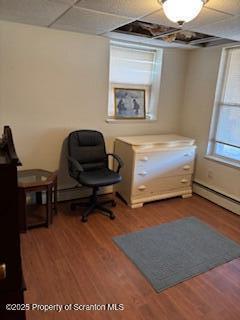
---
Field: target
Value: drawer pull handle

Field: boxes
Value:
[139,171,147,176]
[183,165,190,170]
[184,153,190,157]
[138,185,147,191]
[140,157,148,162]
[0,263,6,281]
[181,179,188,184]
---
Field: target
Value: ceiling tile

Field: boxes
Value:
[192,15,240,41]
[140,9,179,28]
[75,0,161,18]
[183,7,231,29]
[53,0,75,4]
[51,7,132,35]
[0,0,70,26]
[206,0,240,16]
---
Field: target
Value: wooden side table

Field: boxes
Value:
[18,169,58,232]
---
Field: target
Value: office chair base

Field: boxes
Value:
[96,204,115,220]
[71,190,116,222]
[81,203,115,223]
[71,199,116,211]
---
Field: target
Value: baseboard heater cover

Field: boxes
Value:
[57,185,113,202]
[56,182,240,216]
[193,181,240,215]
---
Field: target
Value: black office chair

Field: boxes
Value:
[68,130,123,222]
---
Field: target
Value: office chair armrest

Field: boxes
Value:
[68,156,84,173]
[107,153,124,173]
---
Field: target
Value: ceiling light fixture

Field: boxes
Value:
[160,0,208,26]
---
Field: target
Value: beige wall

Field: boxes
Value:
[0,21,239,202]
[180,47,240,201]
[0,21,188,188]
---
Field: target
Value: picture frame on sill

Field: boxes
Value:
[114,88,146,119]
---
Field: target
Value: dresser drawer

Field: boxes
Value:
[132,175,192,197]
[134,147,195,181]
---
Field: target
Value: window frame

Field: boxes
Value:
[207,46,240,167]
[107,41,163,122]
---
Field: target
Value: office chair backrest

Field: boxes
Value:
[68,130,107,171]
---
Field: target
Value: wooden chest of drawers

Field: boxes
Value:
[0,126,26,319]
[114,135,196,208]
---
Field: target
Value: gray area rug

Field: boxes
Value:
[113,217,240,293]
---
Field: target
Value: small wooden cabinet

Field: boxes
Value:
[0,126,26,320]
[114,135,196,208]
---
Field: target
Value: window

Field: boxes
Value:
[208,47,240,165]
[108,42,163,120]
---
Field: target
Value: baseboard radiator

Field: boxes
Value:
[58,185,113,202]
[57,182,240,216]
[193,181,240,215]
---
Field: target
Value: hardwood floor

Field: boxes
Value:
[20,194,240,320]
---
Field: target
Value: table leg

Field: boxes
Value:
[46,186,52,227]
[54,179,58,215]
[18,188,27,233]
[36,192,43,205]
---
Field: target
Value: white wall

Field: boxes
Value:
[0,21,188,189]
[180,47,240,202]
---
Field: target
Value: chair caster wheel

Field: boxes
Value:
[112,200,117,207]
[71,203,77,211]
[110,213,115,220]
[82,216,88,223]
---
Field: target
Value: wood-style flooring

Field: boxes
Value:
[21,194,240,320]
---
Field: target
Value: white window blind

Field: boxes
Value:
[110,46,155,85]
[209,47,240,163]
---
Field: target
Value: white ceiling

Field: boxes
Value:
[51,7,133,35]
[0,0,240,47]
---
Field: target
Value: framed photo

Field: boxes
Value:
[114,88,146,119]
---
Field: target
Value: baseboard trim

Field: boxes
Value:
[193,181,240,215]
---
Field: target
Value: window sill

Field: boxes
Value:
[105,118,157,124]
[205,155,240,169]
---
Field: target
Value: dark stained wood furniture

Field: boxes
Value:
[0,126,26,320]
[18,169,57,232]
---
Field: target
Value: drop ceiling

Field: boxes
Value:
[0,0,239,48]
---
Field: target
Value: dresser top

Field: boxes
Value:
[116,134,195,146]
